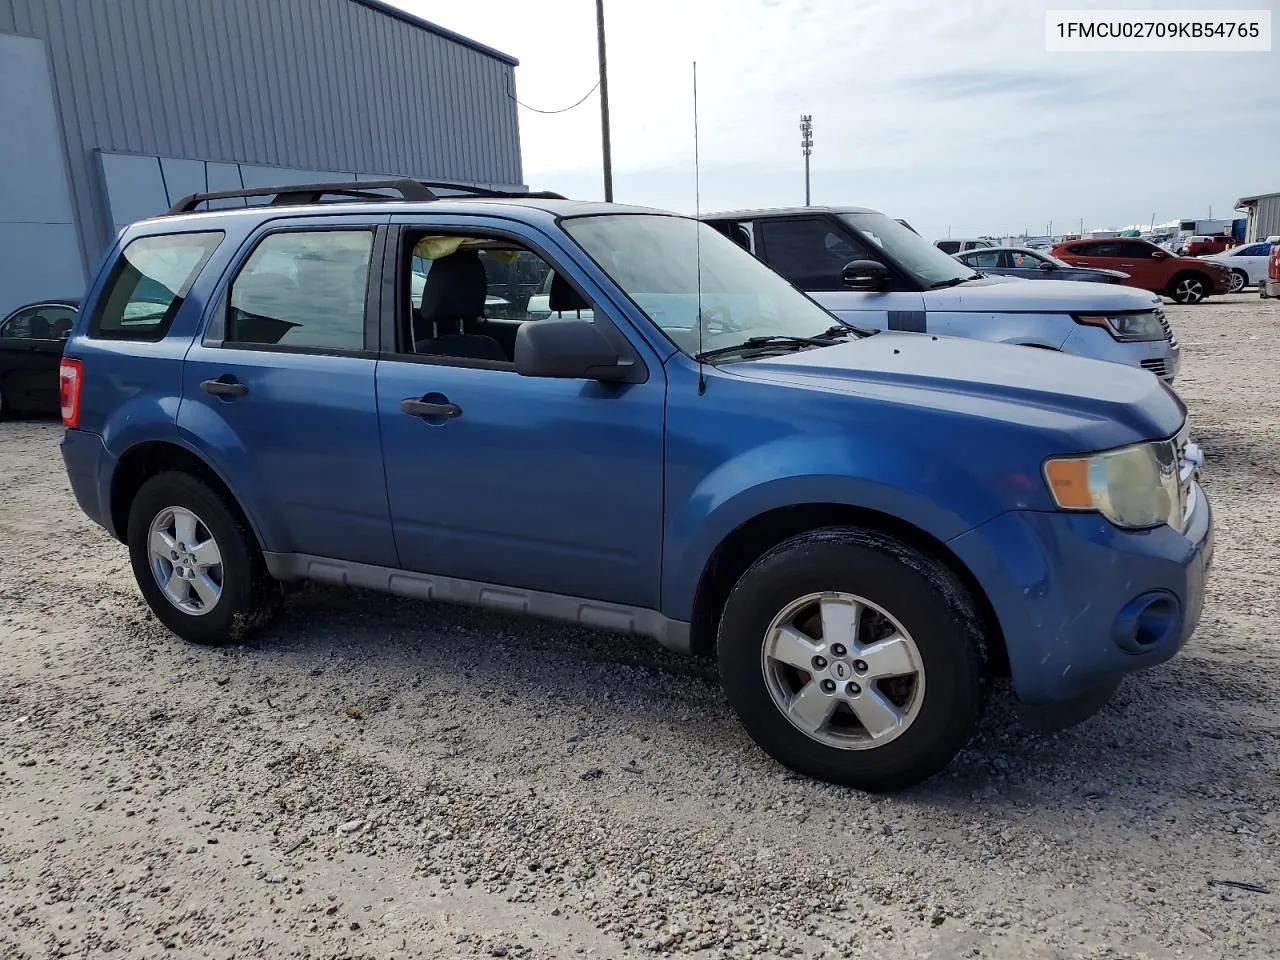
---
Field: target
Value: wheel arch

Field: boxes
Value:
[108,440,265,550]
[687,502,1009,676]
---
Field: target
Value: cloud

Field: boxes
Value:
[400,0,1279,239]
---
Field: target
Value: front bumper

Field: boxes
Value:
[1058,324,1180,382]
[948,481,1213,704]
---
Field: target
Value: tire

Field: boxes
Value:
[127,471,281,645]
[716,526,989,792]
[1169,274,1209,304]
[1228,269,1247,294]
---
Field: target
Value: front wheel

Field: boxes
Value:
[127,471,281,645]
[1170,275,1208,304]
[1228,269,1247,294]
[716,527,989,792]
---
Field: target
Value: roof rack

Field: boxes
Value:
[167,179,567,215]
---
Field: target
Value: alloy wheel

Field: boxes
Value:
[1174,278,1206,304]
[760,592,925,750]
[147,506,224,616]
[1228,271,1246,294]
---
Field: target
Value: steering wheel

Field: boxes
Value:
[699,304,736,339]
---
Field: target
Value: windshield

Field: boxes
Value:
[562,215,850,359]
[841,213,979,287]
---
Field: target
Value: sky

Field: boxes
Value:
[400,0,1279,240]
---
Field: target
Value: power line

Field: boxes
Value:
[505,77,601,115]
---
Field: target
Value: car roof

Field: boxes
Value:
[957,246,1042,254]
[134,196,675,231]
[700,205,881,220]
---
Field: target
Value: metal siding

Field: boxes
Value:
[1258,196,1280,241]
[0,0,521,274]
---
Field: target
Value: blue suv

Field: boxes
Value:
[59,180,1213,791]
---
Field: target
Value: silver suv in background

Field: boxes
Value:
[703,207,1181,381]
[935,238,995,254]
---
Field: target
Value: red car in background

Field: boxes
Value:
[1051,237,1232,304]
[1182,235,1234,257]
[1262,241,1280,299]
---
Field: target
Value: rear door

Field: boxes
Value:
[755,216,925,330]
[178,215,398,567]
[0,303,73,413]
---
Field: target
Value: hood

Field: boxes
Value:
[726,332,1185,450]
[923,274,1160,311]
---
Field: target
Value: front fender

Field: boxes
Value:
[660,431,1011,619]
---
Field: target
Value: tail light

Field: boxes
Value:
[59,358,83,428]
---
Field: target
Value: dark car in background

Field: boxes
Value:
[956,246,1130,284]
[0,299,78,417]
[1052,238,1232,304]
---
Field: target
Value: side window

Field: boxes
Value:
[1085,243,1122,258]
[4,305,75,340]
[227,230,372,350]
[92,232,223,340]
[1,307,39,339]
[968,250,1001,268]
[403,233,593,364]
[936,240,960,254]
[1117,242,1155,259]
[758,218,874,290]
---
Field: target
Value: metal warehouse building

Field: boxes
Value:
[0,0,523,317]
[1236,191,1280,243]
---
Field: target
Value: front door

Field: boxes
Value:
[178,216,397,567]
[375,217,666,608]
[0,303,73,414]
[754,216,927,331]
[1109,241,1165,290]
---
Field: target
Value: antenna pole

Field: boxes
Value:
[694,62,705,396]
[596,0,613,202]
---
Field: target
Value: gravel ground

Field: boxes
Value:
[2,292,1279,960]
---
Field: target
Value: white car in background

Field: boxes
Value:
[1205,241,1275,292]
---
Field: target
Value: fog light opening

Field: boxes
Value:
[1133,596,1177,649]
[1113,592,1181,654]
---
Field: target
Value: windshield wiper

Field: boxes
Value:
[929,275,979,289]
[820,321,875,339]
[696,335,832,362]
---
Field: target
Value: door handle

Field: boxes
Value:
[201,376,248,398]
[400,397,461,419]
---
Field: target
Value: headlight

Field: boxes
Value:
[1075,311,1165,342]
[1044,440,1182,529]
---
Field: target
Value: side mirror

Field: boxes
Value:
[841,259,889,291]
[1151,250,1168,260]
[1038,260,1057,271]
[515,318,632,382]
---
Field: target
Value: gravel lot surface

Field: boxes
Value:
[2,292,1278,959]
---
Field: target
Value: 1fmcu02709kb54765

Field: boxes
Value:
[59,180,1213,792]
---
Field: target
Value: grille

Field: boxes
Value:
[1155,308,1178,347]
[1141,357,1170,377]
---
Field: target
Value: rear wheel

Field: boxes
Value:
[1228,269,1247,294]
[1170,274,1209,304]
[716,527,989,792]
[127,471,281,645]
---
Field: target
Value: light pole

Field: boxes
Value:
[596,0,612,202]
[800,115,813,206]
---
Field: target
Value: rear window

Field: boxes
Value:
[91,232,223,340]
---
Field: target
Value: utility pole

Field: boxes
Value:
[800,115,813,206]
[596,0,612,202]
